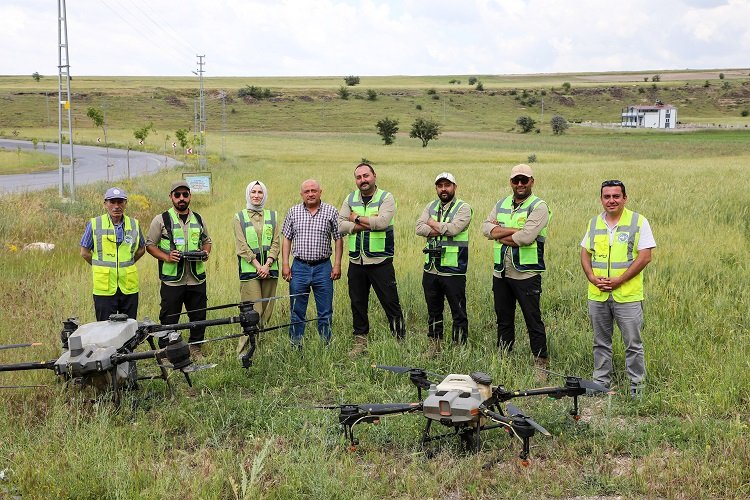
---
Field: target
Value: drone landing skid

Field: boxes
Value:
[420,419,483,455]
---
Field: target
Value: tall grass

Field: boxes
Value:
[1,128,749,497]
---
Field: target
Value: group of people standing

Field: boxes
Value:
[80,162,655,396]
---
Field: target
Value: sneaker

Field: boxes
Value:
[425,337,442,358]
[189,345,205,361]
[348,335,367,357]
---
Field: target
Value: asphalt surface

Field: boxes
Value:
[0,139,182,195]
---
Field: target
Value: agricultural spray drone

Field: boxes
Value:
[0,295,310,400]
[318,365,611,463]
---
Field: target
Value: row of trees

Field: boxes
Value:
[375,117,440,147]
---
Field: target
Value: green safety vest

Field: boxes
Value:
[236,209,279,281]
[90,215,140,296]
[347,188,395,259]
[586,208,645,303]
[423,199,472,275]
[493,195,550,273]
[158,208,206,282]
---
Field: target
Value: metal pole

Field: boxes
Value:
[127,146,131,179]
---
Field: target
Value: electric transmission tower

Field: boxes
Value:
[194,55,207,169]
[58,0,75,199]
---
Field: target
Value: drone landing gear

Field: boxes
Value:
[239,330,257,369]
[420,420,483,456]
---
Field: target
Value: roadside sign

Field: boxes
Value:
[186,148,193,154]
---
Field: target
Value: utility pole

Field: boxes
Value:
[194,55,207,169]
[57,0,75,200]
[221,93,226,159]
[540,97,544,125]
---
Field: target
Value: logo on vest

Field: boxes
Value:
[617,232,629,243]
[124,235,133,244]
[191,233,200,242]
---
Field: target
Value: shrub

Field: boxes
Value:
[515,115,536,133]
[337,86,350,100]
[652,74,661,82]
[238,86,271,99]
[527,154,537,163]
[475,81,484,91]
[375,117,399,145]
[741,110,749,117]
[561,82,571,92]
[703,80,711,88]
[344,75,360,86]
[638,87,646,94]
[448,79,460,84]
[426,88,437,95]
[550,115,569,135]
[431,94,440,100]
[366,89,377,101]
[719,72,725,79]
[468,77,478,85]
[415,104,422,110]
[409,117,440,147]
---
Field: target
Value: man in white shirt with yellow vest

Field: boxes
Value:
[580,180,655,398]
[416,172,472,350]
[80,187,145,321]
[339,163,406,355]
[482,164,550,366]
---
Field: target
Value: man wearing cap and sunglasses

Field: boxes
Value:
[80,187,146,321]
[146,181,212,356]
[416,172,472,353]
[580,180,655,399]
[482,164,551,368]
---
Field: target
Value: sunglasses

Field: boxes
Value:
[511,176,531,185]
[172,191,191,198]
[601,180,624,188]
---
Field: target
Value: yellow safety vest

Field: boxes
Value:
[424,199,471,275]
[90,215,140,296]
[237,209,279,281]
[493,195,550,273]
[586,208,645,302]
[347,188,395,259]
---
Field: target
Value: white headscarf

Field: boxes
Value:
[245,180,268,211]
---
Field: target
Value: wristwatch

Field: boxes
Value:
[354,216,361,225]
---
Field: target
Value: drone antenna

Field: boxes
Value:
[163,292,311,319]
[0,342,43,351]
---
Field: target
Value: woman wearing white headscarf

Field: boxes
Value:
[234,180,280,351]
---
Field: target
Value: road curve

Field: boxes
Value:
[0,139,182,195]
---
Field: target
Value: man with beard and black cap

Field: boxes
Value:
[415,172,472,355]
[146,180,212,357]
[482,164,551,371]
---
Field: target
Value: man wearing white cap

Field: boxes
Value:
[416,172,472,352]
[80,187,145,321]
[482,164,551,367]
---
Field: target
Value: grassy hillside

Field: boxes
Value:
[1,72,749,498]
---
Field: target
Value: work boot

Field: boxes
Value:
[425,337,442,358]
[534,357,549,384]
[189,344,205,361]
[348,335,367,357]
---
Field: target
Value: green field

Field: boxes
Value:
[1,72,749,498]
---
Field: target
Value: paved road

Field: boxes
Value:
[0,139,182,195]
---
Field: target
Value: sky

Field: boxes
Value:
[1,0,749,77]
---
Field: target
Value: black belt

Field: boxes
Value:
[295,257,329,266]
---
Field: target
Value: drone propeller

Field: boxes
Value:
[0,342,43,351]
[189,318,319,345]
[163,293,311,319]
[372,364,444,379]
[506,403,551,436]
[537,368,612,394]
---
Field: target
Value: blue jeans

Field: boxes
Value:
[289,259,333,344]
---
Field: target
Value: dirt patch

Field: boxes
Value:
[555,95,576,106]
[164,94,186,108]
[298,95,314,102]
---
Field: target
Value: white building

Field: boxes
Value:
[621,101,677,128]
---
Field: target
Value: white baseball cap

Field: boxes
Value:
[434,172,456,184]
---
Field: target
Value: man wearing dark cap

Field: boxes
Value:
[146,181,212,356]
[482,164,551,369]
[80,187,145,321]
[416,172,472,354]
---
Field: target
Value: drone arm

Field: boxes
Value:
[0,360,56,372]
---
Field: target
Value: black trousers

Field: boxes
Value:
[347,260,405,338]
[93,289,139,321]
[422,272,468,343]
[158,282,208,346]
[492,274,548,358]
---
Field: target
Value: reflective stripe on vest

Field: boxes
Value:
[237,208,279,281]
[493,195,550,273]
[158,208,206,282]
[347,188,395,259]
[423,199,471,275]
[587,208,644,302]
[91,215,140,296]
